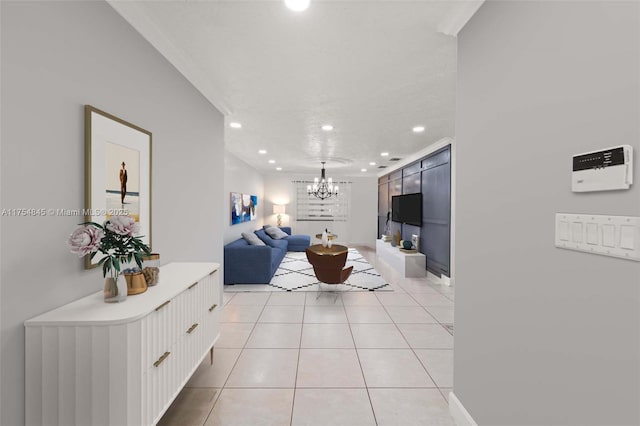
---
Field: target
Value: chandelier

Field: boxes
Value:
[307,162,339,200]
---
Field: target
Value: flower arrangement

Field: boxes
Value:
[68,215,151,279]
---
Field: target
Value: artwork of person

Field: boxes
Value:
[119,161,128,204]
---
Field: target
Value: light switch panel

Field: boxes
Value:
[555,214,640,261]
[559,221,570,241]
[586,223,598,245]
[620,225,635,250]
[572,222,583,243]
[602,225,616,248]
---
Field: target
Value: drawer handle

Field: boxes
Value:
[209,270,216,275]
[186,323,199,334]
[188,282,198,290]
[155,300,170,312]
[209,304,217,312]
[153,351,170,368]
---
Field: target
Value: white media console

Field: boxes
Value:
[376,239,426,278]
[24,262,221,426]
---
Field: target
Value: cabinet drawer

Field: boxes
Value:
[143,340,182,425]
[141,298,180,369]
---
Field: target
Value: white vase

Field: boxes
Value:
[327,238,332,248]
[321,229,328,248]
[104,273,127,303]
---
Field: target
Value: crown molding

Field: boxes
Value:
[377,137,454,178]
[438,0,485,37]
[107,1,232,116]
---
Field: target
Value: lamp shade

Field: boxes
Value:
[273,204,286,214]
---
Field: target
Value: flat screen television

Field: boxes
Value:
[391,193,422,226]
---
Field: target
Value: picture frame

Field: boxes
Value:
[230,192,258,225]
[85,105,152,269]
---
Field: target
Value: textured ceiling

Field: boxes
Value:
[110,1,466,176]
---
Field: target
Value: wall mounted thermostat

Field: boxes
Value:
[572,145,633,192]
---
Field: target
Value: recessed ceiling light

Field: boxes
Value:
[361,168,367,172]
[276,167,282,171]
[229,122,242,129]
[381,152,389,157]
[268,160,276,164]
[284,0,310,12]
[369,162,376,166]
[412,126,425,133]
[321,124,333,131]
[258,149,267,154]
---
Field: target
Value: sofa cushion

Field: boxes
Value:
[242,231,266,246]
[254,228,274,245]
[286,234,311,252]
[265,226,288,240]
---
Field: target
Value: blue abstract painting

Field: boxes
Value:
[231,192,258,225]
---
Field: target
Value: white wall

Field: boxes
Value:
[223,150,265,244]
[263,173,377,246]
[0,2,225,425]
[455,1,639,425]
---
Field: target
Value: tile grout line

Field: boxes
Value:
[288,293,307,426]
[374,293,447,401]
[201,293,273,426]
[343,296,380,426]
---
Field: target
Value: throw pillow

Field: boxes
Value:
[265,226,288,240]
[242,232,266,246]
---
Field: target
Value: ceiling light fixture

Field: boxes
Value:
[285,0,310,12]
[321,124,333,131]
[258,149,267,154]
[276,167,282,171]
[268,160,276,164]
[381,152,389,157]
[361,168,367,172]
[307,162,338,200]
[369,162,376,166]
[229,122,242,129]
[412,126,425,133]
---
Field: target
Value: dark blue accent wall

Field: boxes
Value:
[377,145,451,277]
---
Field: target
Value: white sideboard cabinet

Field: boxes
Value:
[25,262,221,426]
[376,239,426,278]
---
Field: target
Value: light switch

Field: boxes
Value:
[602,225,616,248]
[586,223,598,245]
[556,213,640,261]
[572,222,583,243]
[620,225,635,250]
[559,221,570,241]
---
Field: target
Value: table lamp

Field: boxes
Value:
[273,204,286,227]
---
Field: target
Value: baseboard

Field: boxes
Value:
[449,392,477,426]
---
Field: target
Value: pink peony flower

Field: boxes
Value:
[68,225,104,257]
[105,215,139,236]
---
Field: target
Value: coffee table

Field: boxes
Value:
[315,233,338,241]
[307,244,348,256]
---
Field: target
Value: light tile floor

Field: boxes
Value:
[159,246,455,426]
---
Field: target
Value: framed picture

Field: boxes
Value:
[230,192,258,225]
[85,105,152,269]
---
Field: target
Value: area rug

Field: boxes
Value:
[224,248,391,292]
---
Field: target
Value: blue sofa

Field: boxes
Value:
[224,227,311,284]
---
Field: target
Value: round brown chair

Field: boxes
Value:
[305,248,354,285]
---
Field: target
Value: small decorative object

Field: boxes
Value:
[328,237,333,248]
[123,267,147,295]
[411,234,420,251]
[321,228,329,248]
[392,230,401,247]
[68,214,151,303]
[402,240,413,250]
[142,253,160,286]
